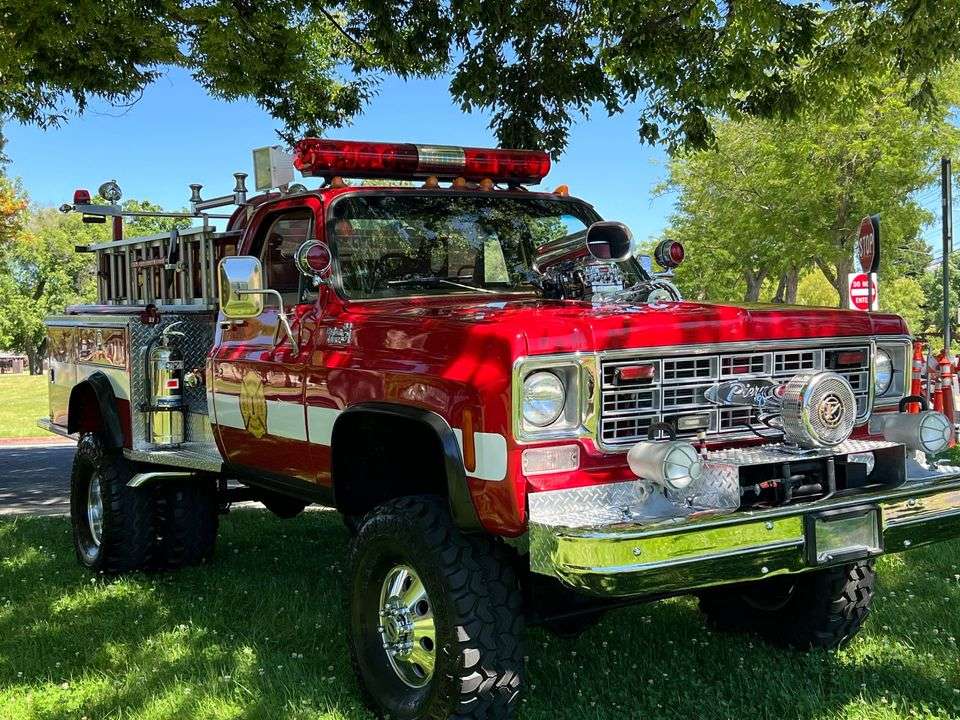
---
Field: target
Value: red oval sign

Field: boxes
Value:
[849,272,877,311]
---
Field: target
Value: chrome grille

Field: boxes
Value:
[599,343,872,449]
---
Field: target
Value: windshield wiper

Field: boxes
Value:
[387,276,498,294]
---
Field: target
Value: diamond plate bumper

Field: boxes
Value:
[528,444,960,597]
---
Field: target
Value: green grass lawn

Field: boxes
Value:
[2,510,960,720]
[0,374,47,438]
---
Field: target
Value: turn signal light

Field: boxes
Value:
[521,445,579,476]
[294,138,551,184]
[615,364,656,384]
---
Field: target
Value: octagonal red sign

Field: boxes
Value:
[856,216,878,273]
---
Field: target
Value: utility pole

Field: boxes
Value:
[943,157,953,354]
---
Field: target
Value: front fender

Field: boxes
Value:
[331,402,482,531]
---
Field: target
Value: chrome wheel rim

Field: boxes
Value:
[378,564,436,688]
[86,473,104,547]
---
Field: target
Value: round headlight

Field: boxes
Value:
[522,371,566,427]
[874,349,893,396]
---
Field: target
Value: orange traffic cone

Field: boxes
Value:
[908,341,925,413]
[939,350,956,447]
[932,353,945,414]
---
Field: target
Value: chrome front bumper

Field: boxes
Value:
[528,445,960,597]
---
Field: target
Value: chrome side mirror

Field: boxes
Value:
[585,221,634,263]
[294,240,332,284]
[218,256,298,353]
[218,256,265,319]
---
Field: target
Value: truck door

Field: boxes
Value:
[210,206,319,484]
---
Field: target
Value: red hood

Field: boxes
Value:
[347,295,908,355]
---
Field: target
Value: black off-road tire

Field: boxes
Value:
[70,432,155,573]
[347,495,524,720]
[153,480,219,569]
[342,512,365,536]
[699,561,875,650]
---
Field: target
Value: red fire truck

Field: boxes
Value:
[41,139,960,719]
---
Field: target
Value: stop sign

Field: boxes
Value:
[856,217,876,273]
[848,272,878,311]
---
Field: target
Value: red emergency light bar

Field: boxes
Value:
[293,138,551,184]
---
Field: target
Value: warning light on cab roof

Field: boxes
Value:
[293,138,551,185]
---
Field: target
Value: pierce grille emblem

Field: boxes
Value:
[703,378,785,413]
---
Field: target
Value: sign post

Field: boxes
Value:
[849,215,880,312]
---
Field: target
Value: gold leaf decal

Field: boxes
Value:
[239,371,268,439]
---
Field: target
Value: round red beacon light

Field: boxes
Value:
[295,241,332,277]
[73,189,91,205]
[305,243,331,273]
[654,239,685,269]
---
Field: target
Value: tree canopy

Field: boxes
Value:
[661,71,959,311]
[2,1,960,155]
[0,197,185,373]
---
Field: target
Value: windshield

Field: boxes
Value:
[330,193,628,299]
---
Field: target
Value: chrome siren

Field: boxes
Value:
[779,371,857,448]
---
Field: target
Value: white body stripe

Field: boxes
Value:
[453,429,508,482]
[265,399,308,442]
[210,392,508,481]
[213,392,245,430]
[307,405,341,445]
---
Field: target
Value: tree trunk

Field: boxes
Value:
[744,269,766,302]
[26,349,42,375]
[26,338,46,375]
[773,275,787,303]
[783,266,799,304]
[834,257,853,309]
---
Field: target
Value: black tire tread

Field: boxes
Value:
[347,495,523,720]
[153,480,219,569]
[70,433,155,573]
[699,560,875,650]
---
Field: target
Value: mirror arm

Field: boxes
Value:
[237,289,299,354]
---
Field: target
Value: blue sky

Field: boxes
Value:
[3,68,675,243]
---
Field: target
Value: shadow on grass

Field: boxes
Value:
[2,509,960,720]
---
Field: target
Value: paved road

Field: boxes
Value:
[0,443,75,516]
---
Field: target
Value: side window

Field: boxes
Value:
[256,210,314,302]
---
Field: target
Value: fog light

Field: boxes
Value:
[882,411,953,454]
[521,445,579,476]
[627,440,703,491]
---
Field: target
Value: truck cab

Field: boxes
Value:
[41,139,960,720]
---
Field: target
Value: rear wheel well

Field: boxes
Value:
[68,384,104,435]
[331,410,450,519]
[67,375,124,449]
